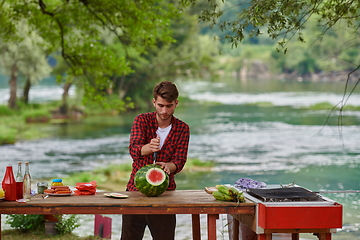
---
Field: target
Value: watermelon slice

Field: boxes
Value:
[104,193,129,199]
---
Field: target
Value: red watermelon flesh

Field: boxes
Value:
[146,168,166,186]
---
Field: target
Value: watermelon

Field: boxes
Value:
[134,164,169,197]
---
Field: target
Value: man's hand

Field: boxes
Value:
[149,137,160,153]
[156,162,176,175]
[141,137,160,156]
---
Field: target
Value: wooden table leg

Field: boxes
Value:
[292,233,299,240]
[257,233,272,240]
[227,214,239,240]
[317,233,331,240]
[0,214,2,240]
[192,214,201,240]
[207,214,219,240]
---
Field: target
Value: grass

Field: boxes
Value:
[0,102,60,145]
[0,125,17,145]
[22,109,51,122]
[307,102,360,111]
[1,230,98,240]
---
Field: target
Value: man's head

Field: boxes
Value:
[153,81,179,122]
[153,81,179,103]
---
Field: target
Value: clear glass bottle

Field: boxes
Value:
[23,162,31,200]
[15,161,23,200]
[2,164,17,201]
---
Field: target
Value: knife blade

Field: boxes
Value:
[153,152,157,164]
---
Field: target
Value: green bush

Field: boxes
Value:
[343,104,360,111]
[55,215,81,235]
[6,214,80,235]
[0,125,17,145]
[308,102,335,110]
[0,105,14,116]
[22,109,51,122]
[6,214,45,232]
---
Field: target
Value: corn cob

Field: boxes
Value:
[213,184,246,203]
[212,190,234,201]
[216,185,233,196]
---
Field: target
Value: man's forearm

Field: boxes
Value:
[140,143,152,156]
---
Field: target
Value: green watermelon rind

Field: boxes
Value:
[135,164,169,197]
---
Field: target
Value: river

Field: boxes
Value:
[0,77,359,239]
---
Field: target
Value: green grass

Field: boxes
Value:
[0,125,17,145]
[244,102,274,107]
[1,229,98,240]
[0,105,15,116]
[307,102,360,111]
[22,109,51,122]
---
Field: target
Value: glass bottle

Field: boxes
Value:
[2,165,17,201]
[23,162,31,200]
[15,161,23,200]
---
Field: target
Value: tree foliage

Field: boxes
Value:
[0,0,179,104]
[0,0,221,110]
[185,0,360,52]
[183,0,360,112]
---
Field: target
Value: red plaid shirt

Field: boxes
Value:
[126,111,190,191]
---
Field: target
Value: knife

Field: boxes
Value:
[153,152,157,164]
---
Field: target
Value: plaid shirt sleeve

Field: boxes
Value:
[126,112,190,191]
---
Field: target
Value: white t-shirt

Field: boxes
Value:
[156,124,172,149]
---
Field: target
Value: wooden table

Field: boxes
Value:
[0,190,255,240]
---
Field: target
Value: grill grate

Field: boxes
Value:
[247,187,324,202]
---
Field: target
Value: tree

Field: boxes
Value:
[0,0,180,108]
[0,18,52,109]
[113,11,220,107]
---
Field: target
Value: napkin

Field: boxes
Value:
[74,181,97,195]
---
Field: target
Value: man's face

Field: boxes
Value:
[153,96,178,121]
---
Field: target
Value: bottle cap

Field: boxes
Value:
[52,179,63,182]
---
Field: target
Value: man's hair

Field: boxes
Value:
[153,81,179,102]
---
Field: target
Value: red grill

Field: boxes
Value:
[246,187,323,202]
[239,185,343,239]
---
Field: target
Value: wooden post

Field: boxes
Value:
[257,233,272,240]
[227,214,239,240]
[207,214,219,240]
[292,233,299,240]
[317,233,332,240]
[192,214,201,240]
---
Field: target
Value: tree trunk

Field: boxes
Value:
[59,83,72,114]
[22,78,31,104]
[8,63,17,109]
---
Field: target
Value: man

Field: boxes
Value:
[121,81,190,240]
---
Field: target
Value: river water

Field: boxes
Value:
[0,77,359,239]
